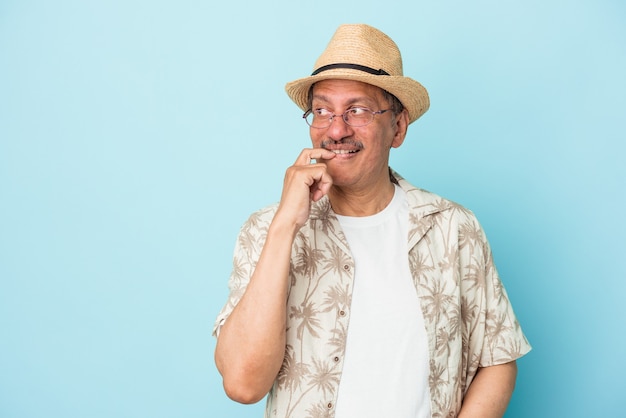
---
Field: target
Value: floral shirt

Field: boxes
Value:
[213,171,531,418]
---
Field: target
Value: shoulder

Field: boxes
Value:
[232,203,280,255]
[241,203,279,229]
[392,169,478,224]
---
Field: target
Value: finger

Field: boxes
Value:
[294,148,336,166]
[309,169,334,202]
[312,148,337,163]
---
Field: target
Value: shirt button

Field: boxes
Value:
[333,356,340,362]
[343,264,350,271]
[327,402,333,409]
[339,310,346,317]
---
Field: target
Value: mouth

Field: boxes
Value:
[330,149,360,155]
[321,139,364,156]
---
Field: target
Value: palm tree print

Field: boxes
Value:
[290,301,322,341]
[213,172,531,418]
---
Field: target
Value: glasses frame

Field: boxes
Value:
[303,107,390,129]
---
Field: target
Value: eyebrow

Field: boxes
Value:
[312,93,378,108]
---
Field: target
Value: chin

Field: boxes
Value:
[328,172,359,188]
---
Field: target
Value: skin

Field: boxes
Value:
[458,361,518,418]
[215,79,517,416]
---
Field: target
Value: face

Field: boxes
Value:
[309,79,409,190]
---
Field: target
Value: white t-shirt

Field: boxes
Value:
[334,185,431,418]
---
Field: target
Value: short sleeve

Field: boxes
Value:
[470,218,532,367]
[212,205,276,338]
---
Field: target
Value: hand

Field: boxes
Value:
[275,148,336,229]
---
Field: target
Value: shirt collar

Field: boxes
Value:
[309,168,455,221]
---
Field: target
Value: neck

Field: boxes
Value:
[329,180,396,217]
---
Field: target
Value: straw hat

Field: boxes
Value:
[285,24,429,124]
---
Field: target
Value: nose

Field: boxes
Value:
[326,113,353,141]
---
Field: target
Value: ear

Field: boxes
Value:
[391,108,409,148]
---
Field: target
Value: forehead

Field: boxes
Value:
[311,79,386,106]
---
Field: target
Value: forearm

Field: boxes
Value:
[458,361,518,418]
[214,219,298,404]
[215,147,336,403]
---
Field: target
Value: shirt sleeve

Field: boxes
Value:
[212,206,275,338]
[471,217,532,367]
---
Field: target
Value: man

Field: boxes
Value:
[213,24,531,418]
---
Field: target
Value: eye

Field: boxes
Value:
[314,108,331,117]
[347,107,369,116]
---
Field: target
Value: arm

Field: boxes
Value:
[214,148,336,404]
[457,361,518,418]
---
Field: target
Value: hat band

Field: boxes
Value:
[311,63,390,76]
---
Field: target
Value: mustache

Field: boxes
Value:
[320,138,365,149]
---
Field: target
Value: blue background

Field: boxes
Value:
[1,1,625,417]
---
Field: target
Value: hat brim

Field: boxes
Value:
[285,70,429,124]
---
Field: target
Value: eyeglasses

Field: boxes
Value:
[303,107,390,128]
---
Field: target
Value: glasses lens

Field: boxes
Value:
[304,108,379,128]
[344,108,373,127]
[305,112,318,127]
[305,110,331,128]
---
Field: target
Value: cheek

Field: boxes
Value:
[309,129,325,147]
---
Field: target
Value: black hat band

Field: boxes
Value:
[311,63,390,76]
